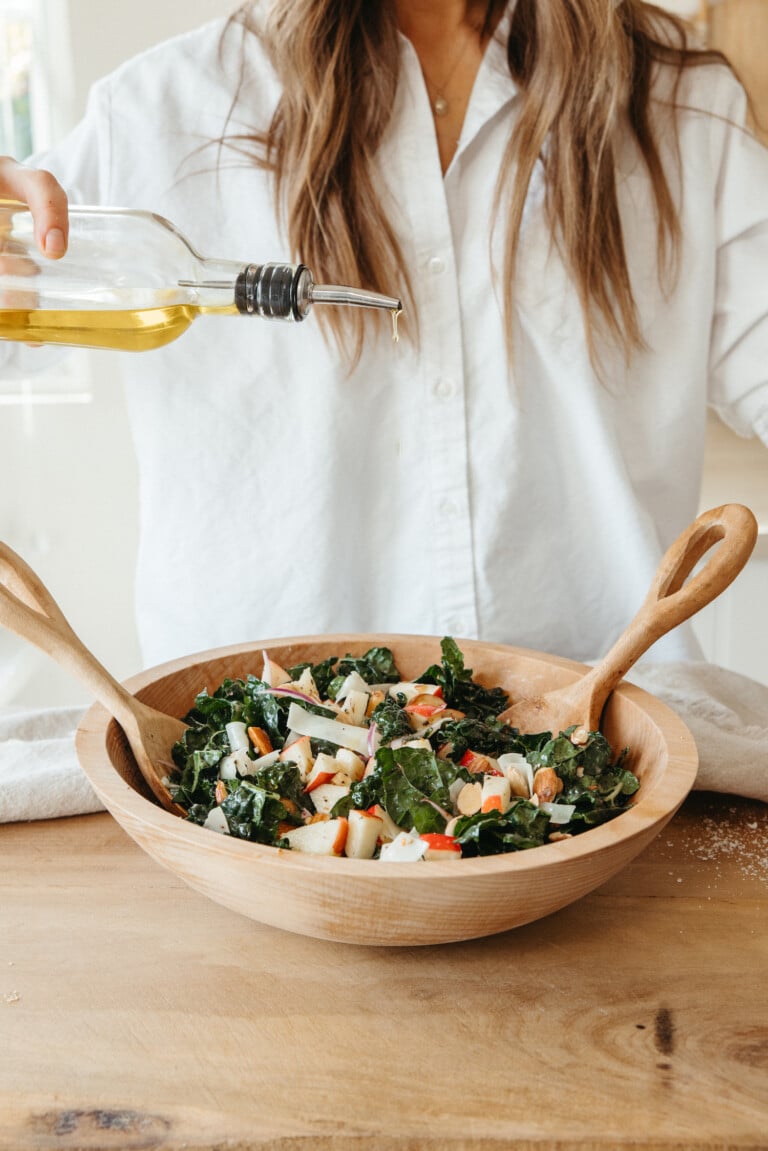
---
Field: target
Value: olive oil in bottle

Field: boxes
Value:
[0,202,402,352]
[0,304,241,351]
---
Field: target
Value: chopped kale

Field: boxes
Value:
[452,801,552,855]
[219,780,297,844]
[169,637,640,857]
[417,636,509,718]
[369,694,412,744]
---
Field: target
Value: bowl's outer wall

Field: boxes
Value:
[75,635,699,946]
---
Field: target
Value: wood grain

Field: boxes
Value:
[1,795,766,1150]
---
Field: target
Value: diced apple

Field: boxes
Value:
[310,782,351,815]
[279,735,314,781]
[261,650,292,687]
[304,752,340,792]
[335,670,371,702]
[295,667,321,702]
[334,748,365,782]
[344,810,384,859]
[203,807,230,835]
[379,831,428,862]
[368,803,404,843]
[420,833,462,861]
[405,694,447,718]
[337,689,370,726]
[481,774,512,814]
[284,818,348,855]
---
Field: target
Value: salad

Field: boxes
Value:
[169,637,639,860]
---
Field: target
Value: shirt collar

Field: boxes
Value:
[457,3,518,154]
[396,2,519,171]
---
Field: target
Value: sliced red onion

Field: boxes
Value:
[367,721,380,758]
[266,685,322,706]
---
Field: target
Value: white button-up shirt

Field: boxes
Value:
[15,10,768,667]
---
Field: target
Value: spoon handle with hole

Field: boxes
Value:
[568,503,758,730]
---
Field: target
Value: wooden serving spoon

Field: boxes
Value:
[0,541,186,815]
[497,504,758,736]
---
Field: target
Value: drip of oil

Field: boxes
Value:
[0,302,238,352]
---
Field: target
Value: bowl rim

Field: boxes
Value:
[75,633,699,879]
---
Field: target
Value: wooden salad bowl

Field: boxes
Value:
[75,634,700,947]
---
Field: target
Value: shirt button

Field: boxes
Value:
[439,497,459,519]
[427,255,446,275]
[434,376,456,398]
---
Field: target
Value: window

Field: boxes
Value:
[0,0,74,156]
[0,9,34,156]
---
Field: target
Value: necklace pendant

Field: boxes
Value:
[433,95,449,117]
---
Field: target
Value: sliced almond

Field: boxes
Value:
[533,767,564,804]
[456,781,483,816]
[507,766,530,798]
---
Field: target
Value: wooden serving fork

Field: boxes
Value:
[497,504,758,736]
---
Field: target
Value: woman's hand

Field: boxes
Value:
[0,158,69,258]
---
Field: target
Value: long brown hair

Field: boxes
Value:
[221,1,731,366]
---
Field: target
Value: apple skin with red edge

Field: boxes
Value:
[284,818,348,856]
[420,833,462,861]
[345,810,384,859]
[278,735,314,782]
[303,751,338,792]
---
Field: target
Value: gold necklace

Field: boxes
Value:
[420,29,475,118]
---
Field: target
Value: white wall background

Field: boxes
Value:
[65,0,233,112]
[0,0,233,708]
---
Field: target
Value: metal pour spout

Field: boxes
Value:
[234,262,402,325]
[308,282,402,314]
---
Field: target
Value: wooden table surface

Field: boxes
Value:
[1,793,767,1151]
